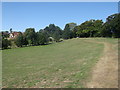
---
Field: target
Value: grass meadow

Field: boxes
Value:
[2,38,118,88]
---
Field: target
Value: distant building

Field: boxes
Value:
[9,32,21,39]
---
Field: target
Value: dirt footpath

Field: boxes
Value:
[86,41,118,88]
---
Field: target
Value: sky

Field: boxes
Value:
[2,2,118,32]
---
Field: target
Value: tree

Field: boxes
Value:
[76,19,103,37]
[101,13,120,38]
[72,26,78,38]
[53,31,60,42]
[24,28,36,45]
[1,31,9,38]
[0,35,2,49]
[15,33,24,47]
[75,26,83,37]
[43,24,62,38]
[1,32,11,49]
[2,38,11,49]
[62,24,73,39]
[22,36,28,46]
[37,32,48,45]
[76,21,91,37]
[10,28,12,33]
[101,23,112,37]
[68,22,77,30]
[92,20,103,37]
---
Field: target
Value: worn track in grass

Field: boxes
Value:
[86,40,118,88]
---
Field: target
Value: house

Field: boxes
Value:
[9,32,21,39]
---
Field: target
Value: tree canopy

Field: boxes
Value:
[1,13,120,49]
[101,13,120,38]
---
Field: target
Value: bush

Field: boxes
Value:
[37,32,48,45]
[15,34,24,47]
[2,38,11,49]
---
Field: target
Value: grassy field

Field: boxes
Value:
[2,38,118,88]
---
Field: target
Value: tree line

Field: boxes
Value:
[1,13,120,49]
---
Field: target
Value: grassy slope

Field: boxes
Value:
[0,50,2,88]
[3,38,114,88]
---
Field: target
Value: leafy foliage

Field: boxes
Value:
[42,24,62,37]
[62,24,73,39]
[1,31,9,39]
[67,22,77,30]
[76,19,103,37]
[101,13,120,38]
[53,31,60,42]
[2,38,11,49]
[15,33,24,47]
[36,32,48,45]
[24,28,36,45]
[1,13,119,50]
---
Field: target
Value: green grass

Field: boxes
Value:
[0,50,2,88]
[2,38,117,88]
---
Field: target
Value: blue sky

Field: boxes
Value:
[2,2,118,32]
